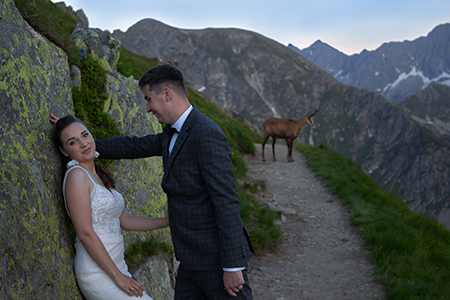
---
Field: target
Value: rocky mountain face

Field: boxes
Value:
[289,23,450,103]
[113,19,324,126]
[112,19,450,228]
[0,1,173,299]
[395,83,450,144]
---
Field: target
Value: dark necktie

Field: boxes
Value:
[164,126,179,136]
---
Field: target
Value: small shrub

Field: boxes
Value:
[124,236,173,269]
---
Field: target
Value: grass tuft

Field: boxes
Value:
[237,183,282,252]
[124,236,174,270]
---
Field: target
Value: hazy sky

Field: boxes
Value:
[52,0,449,55]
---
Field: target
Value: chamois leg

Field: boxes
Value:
[287,139,294,162]
[261,134,270,162]
[272,138,277,161]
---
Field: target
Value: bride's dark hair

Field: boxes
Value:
[53,115,115,190]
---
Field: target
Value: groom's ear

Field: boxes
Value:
[163,86,172,102]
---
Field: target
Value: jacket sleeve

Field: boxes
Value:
[95,133,164,160]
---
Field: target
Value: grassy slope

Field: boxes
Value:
[296,143,450,299]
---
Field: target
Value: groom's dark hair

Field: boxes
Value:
[139,63,187,96]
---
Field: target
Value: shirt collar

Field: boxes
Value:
[171,105,193,133]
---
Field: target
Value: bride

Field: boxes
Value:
[52,115,169,299]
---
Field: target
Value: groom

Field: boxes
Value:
[95,64,254,299]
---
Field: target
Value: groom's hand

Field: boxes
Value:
[223,270,245,297]
[49,113,60,125]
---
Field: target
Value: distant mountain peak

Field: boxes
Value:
[290,23,450,102]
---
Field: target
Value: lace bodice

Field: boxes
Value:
[63,166,124,242]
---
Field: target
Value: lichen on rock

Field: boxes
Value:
[0,0,172,298]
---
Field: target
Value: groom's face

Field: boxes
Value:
[144,84,170,124]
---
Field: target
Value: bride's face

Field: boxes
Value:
[59,123,96,163]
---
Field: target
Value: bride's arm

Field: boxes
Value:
[65,169,144,297]
[119,209,169,232]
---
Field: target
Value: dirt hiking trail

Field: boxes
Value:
[244,143,385,300]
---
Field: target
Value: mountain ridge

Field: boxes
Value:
[289,23,450,102]
[113,18,325,124]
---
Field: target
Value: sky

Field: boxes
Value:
[52,0,449,55]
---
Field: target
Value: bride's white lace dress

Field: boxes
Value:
[63,165,153,300]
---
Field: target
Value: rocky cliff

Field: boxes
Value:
[0,1,172,299]
[290,23,450,103]
[112,19,450,229]
[395,83,450,145]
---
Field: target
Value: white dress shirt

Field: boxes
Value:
[168,105,193,155]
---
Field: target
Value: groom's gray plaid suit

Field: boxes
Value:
[96,106,253,271]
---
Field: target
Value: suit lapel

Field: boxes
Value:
[162,106,199,185]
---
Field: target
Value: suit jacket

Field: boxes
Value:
[96,106,253,271]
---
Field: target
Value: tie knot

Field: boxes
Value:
[164,126,179,136]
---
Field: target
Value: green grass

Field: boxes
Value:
[237,182,282,252]
[14,0,79,65]
[295,143,450,299]
[116,47,160,80]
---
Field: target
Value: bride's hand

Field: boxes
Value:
[113,273,144,297]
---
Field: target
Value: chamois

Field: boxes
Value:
[262,109,318,162]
